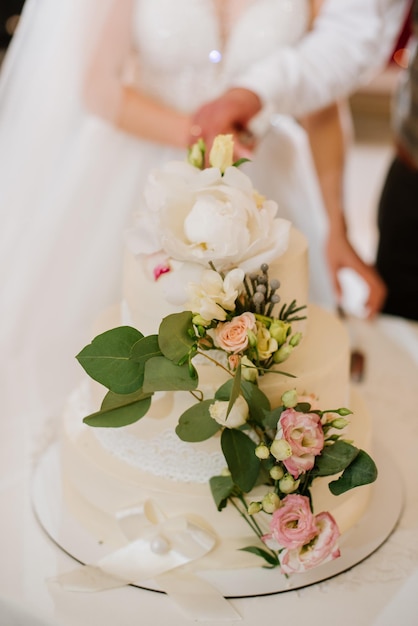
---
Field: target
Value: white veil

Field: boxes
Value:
[0,0,140,422]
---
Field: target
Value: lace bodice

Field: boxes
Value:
[130,0,309,111]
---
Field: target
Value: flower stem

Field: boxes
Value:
[195,350,234,376]
[229,497,263,539]
[229,495,279,563]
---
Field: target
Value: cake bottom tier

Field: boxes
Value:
[61,388,372,572]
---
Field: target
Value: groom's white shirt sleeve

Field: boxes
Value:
[234,0,410,117]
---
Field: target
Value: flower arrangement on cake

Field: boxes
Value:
[76,135,377,576]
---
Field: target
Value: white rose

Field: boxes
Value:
[127,161,290,275]
[209,396,249,428]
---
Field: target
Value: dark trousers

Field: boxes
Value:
[375,156,418,321]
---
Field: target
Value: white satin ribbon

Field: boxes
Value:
[50,500,242,620]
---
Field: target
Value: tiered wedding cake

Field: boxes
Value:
[60,136,376,579]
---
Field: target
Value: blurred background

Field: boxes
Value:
[0,0,410,314]
[0,0,24,63]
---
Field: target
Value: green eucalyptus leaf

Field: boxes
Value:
[76,326,144,394]
[209,474,235,511]
[130,334,162,363]
[221,428,260,492]
[214,378,235,401]
[311,440,360,477]
[329,449,378,495]
[83,389,152,428]
[158,312,195,362]
[262,405,285,430]
[143,356,198,392]
[176,399,221,442]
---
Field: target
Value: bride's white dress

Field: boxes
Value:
[0,0,333,421]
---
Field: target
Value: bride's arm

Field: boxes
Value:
[83,0,190,148]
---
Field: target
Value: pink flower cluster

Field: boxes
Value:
[263,494,340,574]
[277,408,324,478]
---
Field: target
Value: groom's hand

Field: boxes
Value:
[190,88,262,161]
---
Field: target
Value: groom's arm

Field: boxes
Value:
[191,0,409,148]
[235,0,410,117]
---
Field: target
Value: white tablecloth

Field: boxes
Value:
[1,314,418,626]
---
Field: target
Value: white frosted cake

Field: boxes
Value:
[60,136,376,580]
[61,238,372,570]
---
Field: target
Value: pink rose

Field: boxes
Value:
[278,408,324,478]
[263,494,318,551]
[279,512,341,574]
[213,312,256,354]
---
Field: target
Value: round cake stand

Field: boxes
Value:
[31,441,403,598]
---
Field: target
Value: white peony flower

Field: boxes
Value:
[127,160,290,277]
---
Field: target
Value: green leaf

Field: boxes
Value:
[240,546,280,568]
[311,440,360,477]
[329,449,378,495]
[83,388,152,428]
[158,312,195,362]
[76,326,144,394]
[130,334,162,363]
[241,380,271,425]
[226,364,241,418]
[262,405,285,430]
[143,356,198,392]
[209,474,234,511]
[221,429,260,492]
[295,402,312,413]
[215,379,235,401]
[215,378,270,425]
[176,400,221,442]
[233,157,251,168]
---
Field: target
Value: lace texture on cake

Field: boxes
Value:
[66,382,226,483]
[95,428,226,483]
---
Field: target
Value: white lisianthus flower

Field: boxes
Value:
[281,389,298,408]
[248,501,262,515]
[255,443,270,459]
[241,355,258,382]
[209,396,249,429]
[270,465,285,480]
[127,160,290,278]
[188,138,205,169]
[209,134,234,172]
[262,492,281,514]
[269,319,290,345]
[255,321,278,360]
[187,268,244,322]
[279,474,300,494]
[270,438,292,461]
